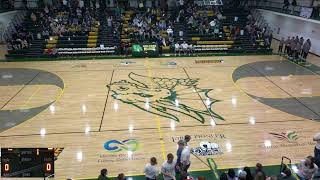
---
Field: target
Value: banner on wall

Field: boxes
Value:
[300,7,313,18]
[132,43,159,57]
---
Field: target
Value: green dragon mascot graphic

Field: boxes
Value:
[107,72,224,123]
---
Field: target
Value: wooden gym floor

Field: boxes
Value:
[0,55,320,179]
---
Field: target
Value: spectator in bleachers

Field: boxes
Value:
[161,153,176,180]
[282,0,290,13]
[31,12,37,23]
[144,157,159,180]
[297,156,318,180]
[244,167,253,180]
[98,168,110,180]
[291,0,297,14]
[314,133,320,167]
[167,26,173,38]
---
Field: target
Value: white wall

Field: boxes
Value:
[257,9,320,56]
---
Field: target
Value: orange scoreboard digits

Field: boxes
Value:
[1,148,55,178]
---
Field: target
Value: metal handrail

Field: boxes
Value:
[280,156,292,174]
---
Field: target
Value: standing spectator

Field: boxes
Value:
[284,36,291,54]
[278,37,285,54]
[220,173,228,180]
[255,163,266,180]
[180,137,191,179]
[176,140,185,172]
[302,39,312,61]
[227,169,238,180]
[295,40,302,60]
[244,167,253,180]
[254,172,266,180]
[238,170,247,180]
[144,157,159,180]
[289,37,296,57]
[299,37,305,56]
[184,135,191,146]
[117,173,126,180]
[282,0,290,13]
[314,132,320,167]
[161,153,176,180]
[98,168,110,180]
[268,32,273,48]
[297,156,318,180]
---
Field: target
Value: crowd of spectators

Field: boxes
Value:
[126,8,174,45]
[29,1,100,40]
[97,133,320,180]
[278,35,312,62]
[7,24,33,51]
[245,12,273,49]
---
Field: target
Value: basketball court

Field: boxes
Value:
[0,55,320,179]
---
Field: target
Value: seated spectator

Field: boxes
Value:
[188,44,193,55]
[31,12,37,22]
[174,42,181,56]
[98,168,110,180]
[181,41,188,55]
[144,157,159,180]
[297,156,318,180]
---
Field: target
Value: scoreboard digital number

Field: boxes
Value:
[1,148,54,178]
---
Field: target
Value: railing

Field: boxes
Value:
[246,0,320,21]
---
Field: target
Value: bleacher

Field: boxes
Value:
[5,4,272,59]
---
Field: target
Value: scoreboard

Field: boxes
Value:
[1,148,54,178]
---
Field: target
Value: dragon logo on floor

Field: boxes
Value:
[269,131,299,142]
[107,72,224,123]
